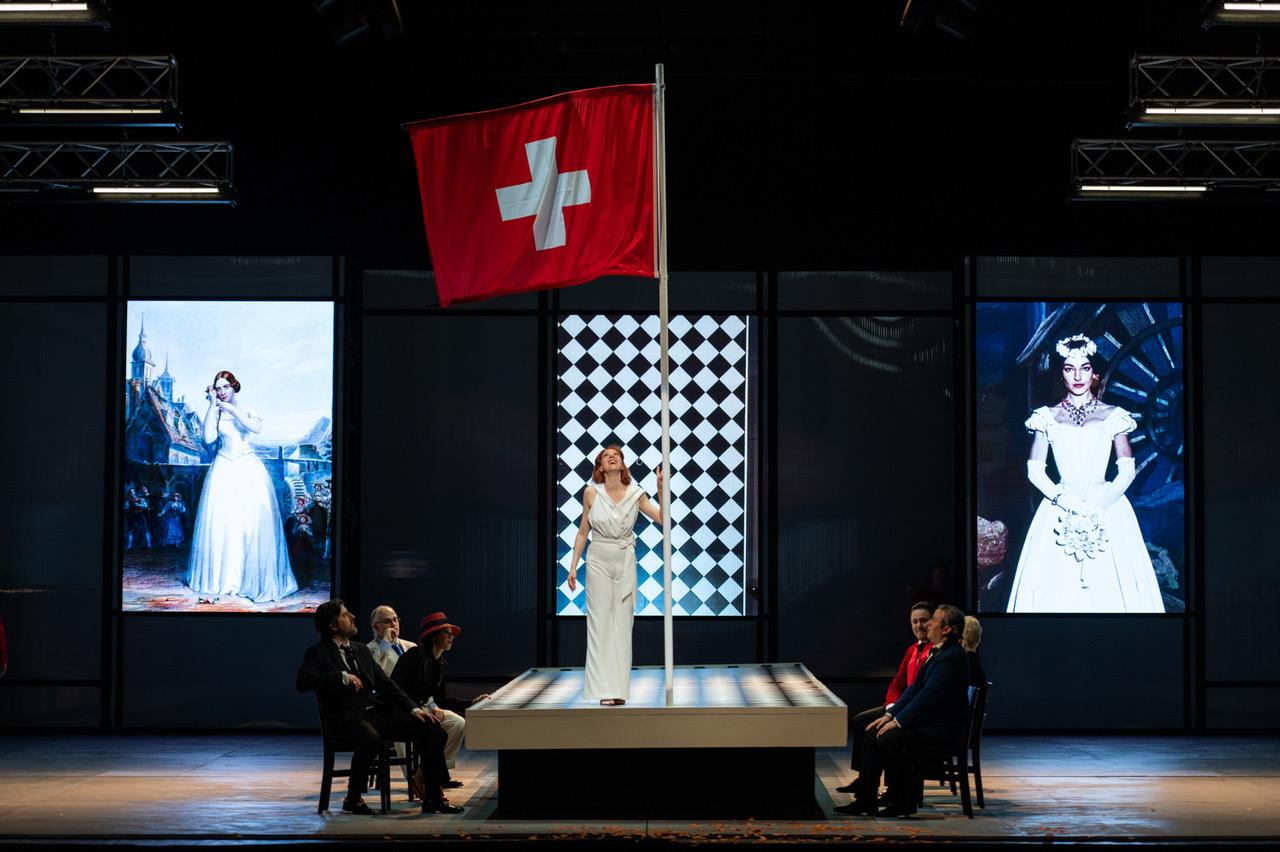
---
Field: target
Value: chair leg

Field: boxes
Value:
[972,745,985,809]
[948,755,958,795]
[958,757,973,818]
[319,748,334,814]
[379,746,391,814]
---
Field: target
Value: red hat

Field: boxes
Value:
[419,612,461,641]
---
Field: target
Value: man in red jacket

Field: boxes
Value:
[836,601,934,794]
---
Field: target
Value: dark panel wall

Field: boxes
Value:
[0,301,107,725]
[1202,305,1280,685]
[776,316,957,679]
[359,315,539,677]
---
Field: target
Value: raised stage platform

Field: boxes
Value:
[467,663,847,818]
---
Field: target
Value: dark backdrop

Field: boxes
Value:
[3,255,1280,731]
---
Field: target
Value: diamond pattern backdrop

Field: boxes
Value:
[556,314,749,616]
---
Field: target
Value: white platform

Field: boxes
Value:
[466,662,847,750]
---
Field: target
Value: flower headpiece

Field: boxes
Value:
[1055,334,1097,359]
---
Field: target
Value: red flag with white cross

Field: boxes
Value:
[406,84,656,306]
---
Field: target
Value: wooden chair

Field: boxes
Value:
[937,680,991,817]
[317,711,416,814]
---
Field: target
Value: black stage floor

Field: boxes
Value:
[0,733,1277,846]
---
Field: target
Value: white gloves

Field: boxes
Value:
[1098,456,1136,510]
[1028,457,1137,516]
[1027,460,1090,516]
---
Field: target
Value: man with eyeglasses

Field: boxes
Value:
[368,605,417,677]
[367,605,420,794]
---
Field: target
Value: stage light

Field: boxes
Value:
[0,3,88,10]
[1078,184,1209,195]
[17,108,163,115]
[1,57,178,126]
[0,0,105,24]
[1130,56,1280,125]
[1073,139,1280,198]
[92,186,221,195]
[1146,107,1280,116]
[1206,1,1280,23]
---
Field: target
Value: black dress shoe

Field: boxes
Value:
[442,778,464,789]
[341,797,374,815]
[832,800,876,817]
[421,798,465,814]
[835,781,857,793]
[875,804,917,819]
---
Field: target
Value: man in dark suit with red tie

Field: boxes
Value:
[835,603,970,819]
[296,599,461,815]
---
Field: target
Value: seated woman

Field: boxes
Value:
[391,612,489,789]
[961,615,986,688]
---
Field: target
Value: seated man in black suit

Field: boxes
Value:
[296,599,462,815]
[835,603,970,819]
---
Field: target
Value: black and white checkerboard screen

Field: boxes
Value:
[556,314,750,616]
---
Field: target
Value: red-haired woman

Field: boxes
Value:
[566,446,663,705]
[186,370,297,604]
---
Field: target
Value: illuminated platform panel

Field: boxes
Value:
[467,663,847,751]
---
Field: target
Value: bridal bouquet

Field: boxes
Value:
[1053,510,1108,562]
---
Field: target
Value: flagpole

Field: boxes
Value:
[654,63,673,706]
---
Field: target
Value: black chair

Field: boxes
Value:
[317,711,417,814]
[937,680,991,817]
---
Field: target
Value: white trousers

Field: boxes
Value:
[582,546,635,701]
[437,708,464,768]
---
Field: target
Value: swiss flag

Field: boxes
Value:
[407,84,656,306]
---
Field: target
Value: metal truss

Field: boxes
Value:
[1130,55,1280,124]
[0,141,232,201]
[1072,139,1280,195]
[0,56,177,123]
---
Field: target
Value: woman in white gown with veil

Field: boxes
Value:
[1006,335,1164,613]
[566,446,664,705]
[186,370,297,603]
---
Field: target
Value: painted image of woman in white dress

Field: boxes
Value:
[565,446,664,705]
[185,370,298,603]
[1005,336,1164,613]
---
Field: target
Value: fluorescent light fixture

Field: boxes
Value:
[1145,106,1280,115]
[92,186,221,195]
[17,108,165,115]
[1079,184,1208,193]
[1222,2,1280,9]
[0,2,89,10]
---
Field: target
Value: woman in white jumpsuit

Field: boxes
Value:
[566,446,664,705]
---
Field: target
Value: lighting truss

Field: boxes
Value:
[1205,1,1280,25]
[1072,139,1280,198]
[0,56,177,125]
[0,141,233,202]
[1130,56,1280,125]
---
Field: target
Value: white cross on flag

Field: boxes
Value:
[407,85,656,306]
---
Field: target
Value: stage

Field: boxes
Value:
[467,663,846,817]
[0,733,1277,845]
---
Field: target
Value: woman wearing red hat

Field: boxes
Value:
[392,612,489,788]
[566,446,664,705]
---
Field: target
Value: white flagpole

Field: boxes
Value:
[655,63,673,706]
